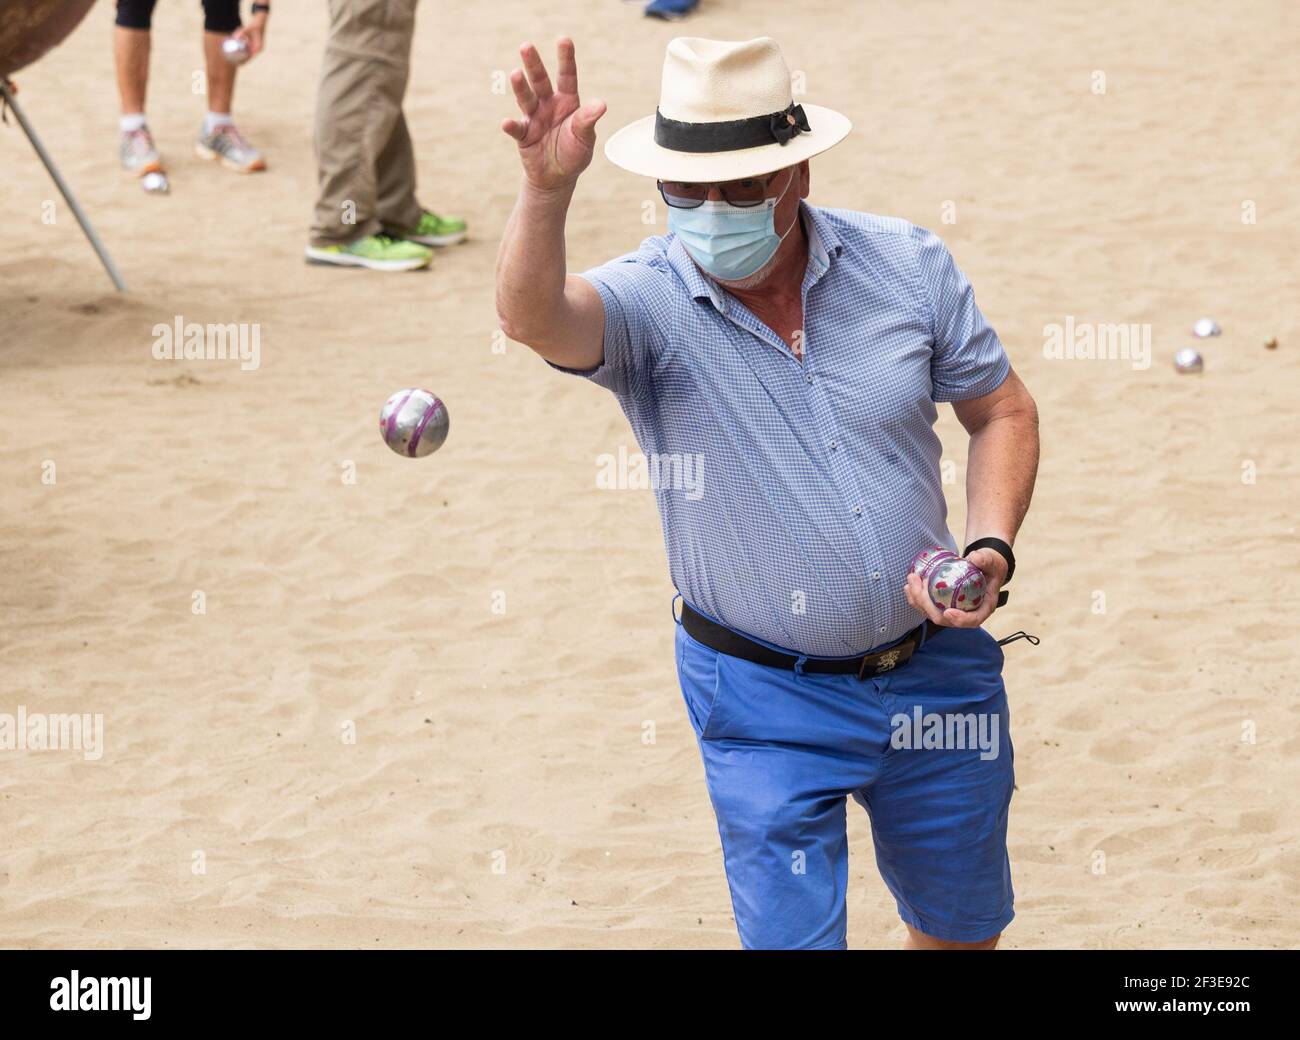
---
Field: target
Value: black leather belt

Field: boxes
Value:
[679,603,942,679]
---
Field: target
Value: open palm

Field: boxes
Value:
[501,39,606,191]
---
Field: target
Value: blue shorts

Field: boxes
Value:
[675,618,1015,949]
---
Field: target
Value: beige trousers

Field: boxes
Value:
[310,0,422,246]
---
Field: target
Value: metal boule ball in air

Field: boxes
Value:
[379,389,449,458]
[1173,348,1204,374]
[1192,317,1221,338]
[910,547,986,612]
[221,35,250,65]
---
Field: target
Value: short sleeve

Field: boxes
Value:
[913,230,1010,402]
[547,250,665,399]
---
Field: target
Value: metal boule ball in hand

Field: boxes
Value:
[910,546,987,612]
[221,35,250,65]
[379,389,449,458]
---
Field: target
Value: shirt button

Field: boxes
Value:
[852,505,862,516]
[829,440,838,451]
[871,571,881,580]
[879,626,887,633]
[805,373,813,384]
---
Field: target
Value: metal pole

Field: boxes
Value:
[2,81,127,292]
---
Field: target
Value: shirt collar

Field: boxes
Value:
[802,202,843,277]
[670,201,844,313]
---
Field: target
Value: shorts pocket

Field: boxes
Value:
[675,629,726,740]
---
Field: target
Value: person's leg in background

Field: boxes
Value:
[114,0,162,176]
[375,110,467,247]
[195,0,266,173]
[377,109,468,248]
[306,0,431,271]
[358,17,418,237]
[371,2,466,246]
[373,111,420,234]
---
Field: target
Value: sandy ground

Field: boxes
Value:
[2,0,1298,949]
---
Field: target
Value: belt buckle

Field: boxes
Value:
[856,640,915,680]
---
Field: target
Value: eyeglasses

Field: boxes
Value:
[657,170,783,209]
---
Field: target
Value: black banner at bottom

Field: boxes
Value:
[0,949,1290,1026]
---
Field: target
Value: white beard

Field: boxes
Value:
[710,252,780,291]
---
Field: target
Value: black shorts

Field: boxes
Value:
[116,0,242,35]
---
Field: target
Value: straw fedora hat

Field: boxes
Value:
[604,36,852,183]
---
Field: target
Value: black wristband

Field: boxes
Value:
[964,537,1015,583]
[251,3,270,13]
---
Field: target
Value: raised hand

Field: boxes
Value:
[501,38,607,192]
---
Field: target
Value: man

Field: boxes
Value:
[305,0,466,273]
[495,37,1039,950]
[114,0,269,178]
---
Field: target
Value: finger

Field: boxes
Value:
[946,600,995,626]
[570,99,606,144]
[555,36,578,96]
[981,575,1002,603]
[904,573,929,611]
[975,570,1001,614]
[501,117,528,141]
[520,42,554,102]
[510,69,538,117]
[905,574,946,625]
[965,548,1006,584]
[941,606,985,628]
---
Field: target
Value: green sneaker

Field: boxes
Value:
[403,209,468,247]
[304,234,431,272]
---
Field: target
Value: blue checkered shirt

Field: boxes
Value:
[559,203,1010,657]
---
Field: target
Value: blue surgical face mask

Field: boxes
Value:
[668,169,796,282]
